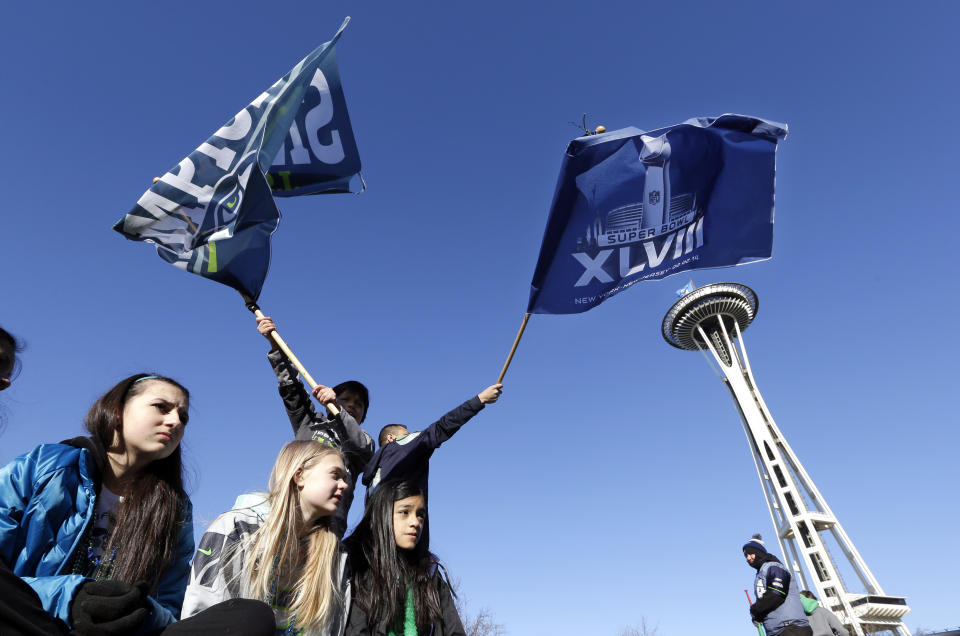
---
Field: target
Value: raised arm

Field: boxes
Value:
[258,316,324,436]
[419,384,502,448]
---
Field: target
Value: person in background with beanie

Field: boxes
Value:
[743,533,812,636]
[800,590,851,636]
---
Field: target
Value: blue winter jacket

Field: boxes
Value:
[0,439,194,633]
[753,557,809,636]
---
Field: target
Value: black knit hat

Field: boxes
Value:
[742,533,767,555]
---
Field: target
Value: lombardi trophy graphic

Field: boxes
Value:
[640,133,670,234]
[662,283,911,636]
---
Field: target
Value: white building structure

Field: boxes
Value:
[662,283,911,636]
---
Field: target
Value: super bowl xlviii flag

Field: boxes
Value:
[527,114,787,314]
[113,18,361,301]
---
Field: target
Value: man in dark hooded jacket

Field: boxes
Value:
[743,534,812,636]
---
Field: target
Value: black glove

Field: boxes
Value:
[749,591,783,621]
[71,580,149,636]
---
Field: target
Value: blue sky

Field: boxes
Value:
[1,2,958,634]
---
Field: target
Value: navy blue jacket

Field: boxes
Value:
[0,438,194,632]
[361,396,484,497]
[751,553,809,636]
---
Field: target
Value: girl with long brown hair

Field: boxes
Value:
[0,373,274,636]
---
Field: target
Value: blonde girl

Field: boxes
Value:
[183,440,351,635]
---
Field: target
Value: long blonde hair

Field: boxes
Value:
[242,440,343,632]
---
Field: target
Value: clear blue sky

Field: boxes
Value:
[1,2,957,634]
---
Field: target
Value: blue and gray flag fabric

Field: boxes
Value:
[113,18,361,301]
[526,114,787,315]
[266,43,361,197]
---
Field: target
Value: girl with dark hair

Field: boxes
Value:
[0,373,274,636]
[344,481,465,636]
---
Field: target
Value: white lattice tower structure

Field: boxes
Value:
[662,283,911,636]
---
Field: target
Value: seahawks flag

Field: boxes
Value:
[113,18,361,301]
[527,114,787,314]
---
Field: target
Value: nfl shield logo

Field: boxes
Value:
[649,190,661,205]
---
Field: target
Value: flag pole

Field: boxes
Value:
[497,313,531,384]
[242,295,340,416]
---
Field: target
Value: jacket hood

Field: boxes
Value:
[800,595,819,614]
[233,492,271,520]
[749,550,782,571]
[60,435,107,488]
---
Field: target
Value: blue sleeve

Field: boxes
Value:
[0,447,40,565]
[764,563,791,597]
[418,396,484,449]
[0,446,89,625]
[370,397,484,488]
[136,499,195,633]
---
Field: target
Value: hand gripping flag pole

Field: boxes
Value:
[242,295,340,417]
[744,590,766,636]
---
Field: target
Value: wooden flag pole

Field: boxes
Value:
[497,313,531,384]
[242,296,340,416]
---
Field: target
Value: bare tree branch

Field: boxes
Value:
[618,617,660,636]
[450,577,507,636]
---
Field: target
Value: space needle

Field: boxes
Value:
[662,283,911,636]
